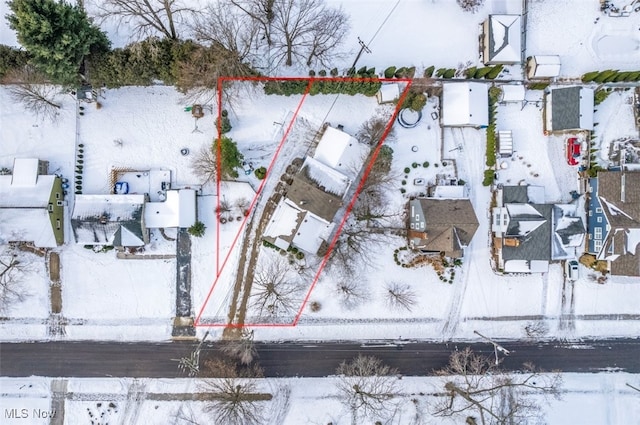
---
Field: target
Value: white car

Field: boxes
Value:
[565,260,579,282]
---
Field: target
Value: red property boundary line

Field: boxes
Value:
[194,76,413,328]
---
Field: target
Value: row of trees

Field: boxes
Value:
[582,69,640,83]
[185,334,562,425]
[263,77,382,97]
[4,0,351,90]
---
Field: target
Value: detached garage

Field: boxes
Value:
[442,82,489,128]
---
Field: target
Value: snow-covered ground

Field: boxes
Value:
[2,373,640,425]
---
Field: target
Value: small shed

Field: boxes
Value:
[442,82,489,127]
[376,83,401,104]
[526,56,561,79]
[499,85,525,103]
[498,130,513,157]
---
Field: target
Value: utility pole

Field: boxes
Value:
[350,37,371,72]
[474,330,511,365]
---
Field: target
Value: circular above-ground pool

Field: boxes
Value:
[397,108,422,128]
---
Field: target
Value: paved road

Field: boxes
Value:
[1,339,638,378]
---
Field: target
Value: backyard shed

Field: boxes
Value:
[498,130,513,157]
[526,55,561,79]
[376,83,401,104]
[499,85,525,103]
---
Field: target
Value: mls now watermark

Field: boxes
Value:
[5,408,56,420]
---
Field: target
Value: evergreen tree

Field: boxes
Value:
[7,0,110,85]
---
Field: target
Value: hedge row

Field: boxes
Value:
[483,87,500,187]
[582,69,640,83]
[263,76,381,97]
[384,66,416,79]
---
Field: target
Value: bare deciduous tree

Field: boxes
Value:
[356,115,397,147]
[4,66,61,123]
[191,2,259,63]
[202,378,269,425]
[334,273,369,310]
[0,245,31,313]
[203,357,264,379]
[221,328,258,365]
[95,0,194,40]
[434,347,563,425]
[251,256,302,318]
[232,0,349,68]
[329,218,390,275]
[336,354,403,424]
[191,144,217,185]
[457,0,485,13]
[271,0,349,67]
[384,281,417,312]
[230,0,276,46]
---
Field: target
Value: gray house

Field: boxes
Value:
[492,186,585,273]
[407,198,479,258]
[545,86,594,132]
[71,194,149,247]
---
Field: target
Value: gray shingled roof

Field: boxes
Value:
[502,204,552,262]
[550,87,583,131]
[502,186,528,204]
[286,173,342,222]
[596,171,640,276]
[407,198,479,256]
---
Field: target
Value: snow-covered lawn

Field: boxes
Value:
[526,0,640,77]
[2,373,640,425]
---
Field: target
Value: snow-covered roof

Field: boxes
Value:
[528,55,561,78]
[376,83,401,104]
[264,199,302,242]
[314,126,365,175]
[442,82,489,127]
[263,198,333,254]
[11,158,40,186]
[548,87,594,131]
[485,15,522,64]
[145,189,196,228]
[291,212,333,254]
[506,203,542,218]
[0,208,57,247]
[0,159,56,208]
[500,85,525,102]
[431,185,467,199]
[71,194,147,246]
[302,157,350,197]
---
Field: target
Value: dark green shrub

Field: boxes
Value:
[296,251,305,260]
[482,169,494,186]
[411,162,418,168]
[475,67,492,78]
[436,68,447,77]
[188,221,206,237]
[486,65,503,79]
[594,89,611,105]
[319,69,327,76]
[443,69,456,79]
[384,66,397,78]
[424,66,435,77]
[308,69,316,76]
[254,166,267,180]
[401,180,406,185]
[465,66,477,79]
[422,161,429,167]
[404,167,410,174]
[581,71,599,82]
[400,188,406,194]
[330,67,339,76]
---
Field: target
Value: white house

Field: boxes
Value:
[441,82,489,127]
[314,126,367,175]
[482,15,522,65]
[0,158,63,248]
[145,189,196,228]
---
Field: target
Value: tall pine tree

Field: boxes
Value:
[7,0,110,85]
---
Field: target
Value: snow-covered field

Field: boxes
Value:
[2,373,640,425]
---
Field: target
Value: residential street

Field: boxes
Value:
[1,339,639,378]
